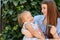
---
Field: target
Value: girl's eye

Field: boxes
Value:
[43,7,45,9]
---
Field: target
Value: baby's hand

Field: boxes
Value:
[21,28,33,38]
[25,30,33,38]
[37,39,45,40]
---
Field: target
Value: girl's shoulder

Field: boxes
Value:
[34,15,45,25]
[56,18,60,36]
[57,18,60,26]
[34,15,44,20]
[58,18,60,22]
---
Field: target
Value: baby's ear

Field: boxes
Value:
[22,19,25,23]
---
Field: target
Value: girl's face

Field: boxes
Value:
[41,4,47,16]
[23,13,34,23]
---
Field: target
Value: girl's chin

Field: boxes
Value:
[44,14,47,16]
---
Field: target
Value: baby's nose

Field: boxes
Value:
[30,18,34,21]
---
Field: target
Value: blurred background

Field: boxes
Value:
[0,0,60,40]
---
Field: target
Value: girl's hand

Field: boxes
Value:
[50,26,59,39]
[50,26,56,35]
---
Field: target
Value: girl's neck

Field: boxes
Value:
[43,16,47,25]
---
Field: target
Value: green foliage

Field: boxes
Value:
[1,0,60,40]
[55,0,60,11]
[2,25,23,40]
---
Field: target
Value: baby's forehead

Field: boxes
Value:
[23,12,31,16]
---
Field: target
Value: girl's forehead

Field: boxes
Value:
[42,4,47,7]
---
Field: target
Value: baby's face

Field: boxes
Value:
[23,13,34,23]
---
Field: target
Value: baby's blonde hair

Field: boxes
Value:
[18,11,31,25]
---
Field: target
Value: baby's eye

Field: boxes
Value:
[27,17,30,19]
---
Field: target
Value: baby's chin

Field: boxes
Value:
[30,20,34,23]
[26,21,33,23]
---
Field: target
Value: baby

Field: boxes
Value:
[18,11,45,40]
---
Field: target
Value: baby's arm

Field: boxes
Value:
[25,23,45,40]
[38,26,45,38]
[21,28,33,38]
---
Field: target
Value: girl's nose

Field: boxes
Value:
[41,9,43,13]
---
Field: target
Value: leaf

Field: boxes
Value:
[25,5,31,10]
[3,0,8,4]
[12,17,17,21]
[31,2,37,5]
[20,0,27,4]
[13,25,18,30]
[5,25,11,30]
[9,10,13,15]
[31,0,33,1]
[9,0,13,2]
[17,5,24,11]
[58,3,60,7]
[13,1,18,6]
